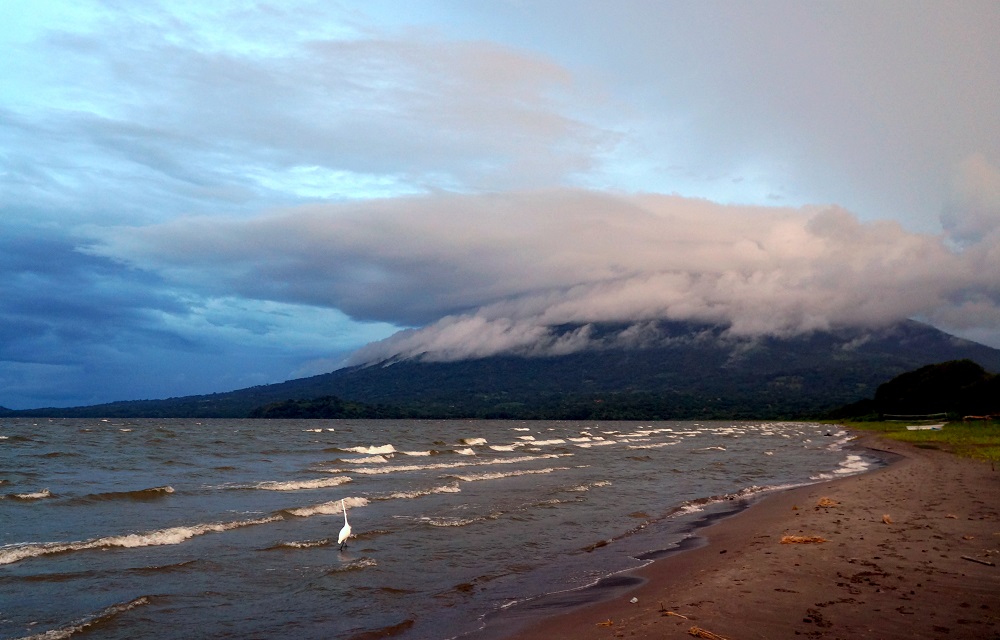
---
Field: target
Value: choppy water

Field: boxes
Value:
[0,418,874,639]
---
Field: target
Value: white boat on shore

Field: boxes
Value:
[905,423,945,431]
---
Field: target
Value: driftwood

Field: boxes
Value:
[816,497,839,508]
[780,535,828,544]
[688,626,729,639]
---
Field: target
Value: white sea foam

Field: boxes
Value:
[459,437,487,446]
[380,483,461,500]
[530,439,566,446]
[329,453,569,475]
[444,467,567,482]
[345,444,396,455]
[285,496,369,518]
[832,454,871,475]
[517,435,535,441]
[453,448,476,456]
[255,477,351,491]
[626,441,679,450]
[512,427,531,432]
[0,516,282,565]
[341,455,388,464]
[488,444,520,451]
[7,489,52,501]
[563,480,612,492]
[273,538,331,549]
[400,450,433,456]
[574,440,616,448]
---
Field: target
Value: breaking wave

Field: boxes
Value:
[253,477,352,491]
[17,595,153,640]
[0,516,282,566]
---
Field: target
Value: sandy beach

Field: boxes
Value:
[501,434,999,639]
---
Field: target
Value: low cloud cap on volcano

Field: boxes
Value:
[91,188,1000,365]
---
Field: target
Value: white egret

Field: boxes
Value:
[338,498,352,550]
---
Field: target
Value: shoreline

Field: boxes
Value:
[487,433,999,639]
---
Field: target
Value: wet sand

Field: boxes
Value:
[504,435,1000,639]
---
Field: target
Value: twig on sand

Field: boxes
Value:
[688,625,729,639]
[664,611,690,619]
[961,555,996,566]
[595,618,614,627]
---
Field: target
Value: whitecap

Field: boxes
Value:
[341,455,388,464]
[453,448,476,456]
[345,444,396,455]
[459,437,487,446]
[445,467,567,482]
[0,516,282,565]
[331,453,569,475]
[285,496,369,518]
[8,488,53,501]
[254,477,351,491]
[488,444,520,451]
[380,483,461,500]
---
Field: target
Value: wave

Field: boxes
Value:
[487,444,521,451]
[326,557,377,573]
[329,453,569,475]
[529,439,566,446]
[263,538,332,550]
[399,450,434,456]
[344,444,396,455]
[573,440,616,448]
[283,496,369,518]
[667,483,803,517]
[443,467,567,482]
[811,453,872,480]
[453,447,476,456]
[16,595,153,640]
[6,489,53,501]
[562,480,612,492]
[459,437,487,446]
[376,483,461,500]
[0,516,282,566]
[254,476,351,491]
[339,455,388,464]
[79,486,175,502]
[625,441,679,450]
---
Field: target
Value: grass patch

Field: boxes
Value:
[834,419,1000,462]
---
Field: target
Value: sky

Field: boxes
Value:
[3,1,1000,409]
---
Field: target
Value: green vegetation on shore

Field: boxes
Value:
[839,419,1000,462]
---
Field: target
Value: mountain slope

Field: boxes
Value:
[5,320,1000,419]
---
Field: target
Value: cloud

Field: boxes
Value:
[0,9,613,233]
[89,189,1000,365]
[942,154,1000,246]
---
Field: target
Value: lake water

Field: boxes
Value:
[0,418,874,639]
